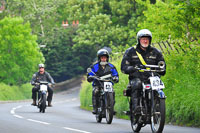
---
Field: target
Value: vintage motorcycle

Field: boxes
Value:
[87,68,115,124]
[36,81,49,113]
[124,61,166,133]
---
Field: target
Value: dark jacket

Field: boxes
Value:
[31,71,55,85]
[87,62,119,86]
[121,45,166,80]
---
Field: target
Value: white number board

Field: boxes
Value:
[40,85,48,91]
[150,76,165,90]
[104,82,113,92]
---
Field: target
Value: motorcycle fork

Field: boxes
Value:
[150,90,155,115]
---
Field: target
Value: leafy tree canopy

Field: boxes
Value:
[0,16,44,85]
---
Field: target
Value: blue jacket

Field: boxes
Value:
[88,62,119,86]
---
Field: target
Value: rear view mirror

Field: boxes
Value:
[87,68,92,73]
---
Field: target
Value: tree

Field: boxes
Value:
[40,26,83,82]
[138,0,200,42]
[0,16,44,85]
[4,0,64,37]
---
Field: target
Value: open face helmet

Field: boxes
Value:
[137,29,152,46]
[38,63,45,68]
[97,49,109,62]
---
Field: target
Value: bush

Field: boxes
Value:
[163,48,200,126]
[0,83,32,101]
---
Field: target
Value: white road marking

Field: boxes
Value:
[13,115,23,119]
[27,119,50,125]
[10,105,22,115]
[63,127,91,133]
[10,97,90,132]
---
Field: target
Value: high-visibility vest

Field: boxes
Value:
[134,46,150,72]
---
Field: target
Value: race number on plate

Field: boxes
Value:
[104,82,113,92]
[40,85,48,91]
[149,76,165,90]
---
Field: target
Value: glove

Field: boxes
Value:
[135,64,146,69]
[126,66,136,73]
[87,76,94,82]
[33,82,39,86]
[112,76,119,83]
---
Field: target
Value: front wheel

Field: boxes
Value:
[40,93,46,113]
[151,98,165,133]
[105,93,114,124]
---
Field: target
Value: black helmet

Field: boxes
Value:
[97,49,109,61]
[137,29,152,46]
[38,63,45,68]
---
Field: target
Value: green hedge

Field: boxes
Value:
[163,49,200,126]
[0,83,32,101]
[80,48,200,127]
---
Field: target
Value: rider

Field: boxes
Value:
[87,49,119,114]
[121,29,166,112]
[31,64,55,107]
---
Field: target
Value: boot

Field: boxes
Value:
[31,100,36,106]
[48,101,52,107]
[92,107,97,114]
[92,91,98,114]
[92,101,97,114]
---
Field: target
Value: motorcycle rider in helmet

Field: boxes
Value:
[31,64,55,107]
[87,49,119,114]
[121,29,166,112]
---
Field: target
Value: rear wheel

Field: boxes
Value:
[131,113,142,132]
[151,98,165,133]
[130,97,142,132]
[105,93,114,124]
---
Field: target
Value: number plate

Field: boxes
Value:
[104,82,113,92]
[40,85,48,91]
[149,76,165,90]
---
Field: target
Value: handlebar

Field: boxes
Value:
[90,74,113,82]
[135,61,165,73]
[34,81,52,85]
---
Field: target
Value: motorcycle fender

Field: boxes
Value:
[157,90,166,99]
[41,91,47,95]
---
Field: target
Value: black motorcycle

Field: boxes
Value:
[87,68,115,124]
[36,81,49,113]
[124,61,166,133]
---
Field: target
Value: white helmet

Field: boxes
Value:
[137,29,152,45]
[38,63,45,68]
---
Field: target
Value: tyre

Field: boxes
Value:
[131,113,142,132]
[105,93,114,124]
[41,93,47,113]
[130,97,142,132]
[151,98,165,133]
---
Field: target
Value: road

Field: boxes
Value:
[0,85,200,133]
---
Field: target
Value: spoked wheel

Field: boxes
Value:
[151,98,165,133]
[40,94,47,113]
[131,113,142,132]
[130,97,142,132]
[105,93,114,124]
